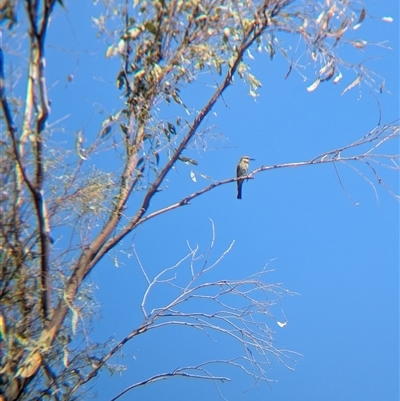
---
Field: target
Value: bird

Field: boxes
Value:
[236,156,254,199]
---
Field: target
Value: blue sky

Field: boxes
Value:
[11,1,398,400]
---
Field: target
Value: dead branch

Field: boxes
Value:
[66,225,298,399]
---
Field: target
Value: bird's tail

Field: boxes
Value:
[237,181,243,199]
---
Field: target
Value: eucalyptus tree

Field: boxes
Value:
[0,1,398,400]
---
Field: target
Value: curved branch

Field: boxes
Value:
[110,367,231,401]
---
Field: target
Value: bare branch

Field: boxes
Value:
[115,122,398,230]
[110,367,231,401]
[66,233,298,399]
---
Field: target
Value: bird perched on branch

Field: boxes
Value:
[236,156,255,200]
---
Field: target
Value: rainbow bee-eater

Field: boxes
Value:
[236,156,255,199]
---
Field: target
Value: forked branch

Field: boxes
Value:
[67,226,298,399]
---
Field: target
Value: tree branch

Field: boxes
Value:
[97,121,400,249]
[25,0,53,323]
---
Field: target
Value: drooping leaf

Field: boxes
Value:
[117,39,125,54]
[137,157,144,168]
[284,63,292,79]
[248,73,262,89]
[163,127,170,141]
[266,39,275,60]
[171,90,183,105]
[105,45,117,58]
[119,123,129,136]
[321,67,335,82]
[249,88,259,98]
[307,78,320,92]
[167,122,176,135]
[341,75,362,95]
[320,62,335,82]
[237,62,247,79]
[116,71,125,89]
[333,71,343,84]
[247,49,255,60]
[353,8,366,30]
[214,59,222,75]
[319,61,332,76]
[100,125,112,138]
[316,11,324,24]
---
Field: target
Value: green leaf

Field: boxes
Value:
[167,122,176,135]
[144,21,157,35]
[171,90,183,105]
[120,123,129,136]
[100,125,112,138]
[248,73,262,89]
[178,156,198,166]
[237,62,247,79]
[267,40,275,60]
[163,127,170,141]
[214,60,222,75]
